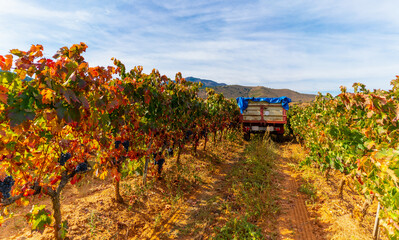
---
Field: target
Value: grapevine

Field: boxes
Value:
[0,43,240,239]
[289,80,399,238]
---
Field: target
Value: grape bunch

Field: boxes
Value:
[153,152,165,175]
[185,130,193,140]
[154,158,165,175]
[167,147,173,157]
[59,152,72,166]
[75,162,88,173]
[115,140,121,149]
[115,140,129,151]
[157,159,165,175]
[122,140,129,151]
[0,175,14,199]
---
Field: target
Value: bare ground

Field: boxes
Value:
[0,140,384,240]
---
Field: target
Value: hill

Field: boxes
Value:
[186,76,315,102]
[185,77,227,87]
[198,85,316,102]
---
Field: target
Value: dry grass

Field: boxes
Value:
[283,143,386,240]
[212,133,280,239]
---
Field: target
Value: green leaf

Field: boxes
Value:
[7,108,35,127]
[5,141,16,151]
[60,220,69,239]
[26,205,52,233]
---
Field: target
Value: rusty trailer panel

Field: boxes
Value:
[241,102,286,123]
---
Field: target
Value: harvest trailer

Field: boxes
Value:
[236,97,291,140]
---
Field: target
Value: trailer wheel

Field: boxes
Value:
[244,132,251,141]
[276,134,284,142]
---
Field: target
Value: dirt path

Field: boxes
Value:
[138,142,328,240]
[136,142,328,240]
[275,143,383,240]
[276,156,319,240]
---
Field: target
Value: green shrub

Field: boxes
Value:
[213,217,264,240]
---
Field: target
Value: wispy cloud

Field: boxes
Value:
[1,0,399,94]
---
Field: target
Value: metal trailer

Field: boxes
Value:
[236,97,291,140]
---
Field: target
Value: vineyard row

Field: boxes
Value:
[0,43,240,239]
[289,81,399,239]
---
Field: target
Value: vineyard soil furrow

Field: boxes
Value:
[276,156,317,240]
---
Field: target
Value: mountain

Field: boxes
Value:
[186,76,315,102]
[185,77,227,87]
[0,70,33,81]
[198,84,316,102]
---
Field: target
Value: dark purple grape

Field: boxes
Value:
[157,159,165,175]
[75,162,88,173]
[59,152,72,166]
[185,130,193,140]
[115,140,121,149]
[0,175,14,199]
[122,140,129,151]
[158,158,165,167]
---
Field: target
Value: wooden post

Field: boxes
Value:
[142,141,153,185]
[142,156,149,185]
[373,201,381,240]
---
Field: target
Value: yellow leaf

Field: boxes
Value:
[21,198,30,206]
[16,198,30,206]
[15,69,26,80]
[40,88,55,104]
[99,170,108,180]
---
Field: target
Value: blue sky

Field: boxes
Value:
[1,0,399,95]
